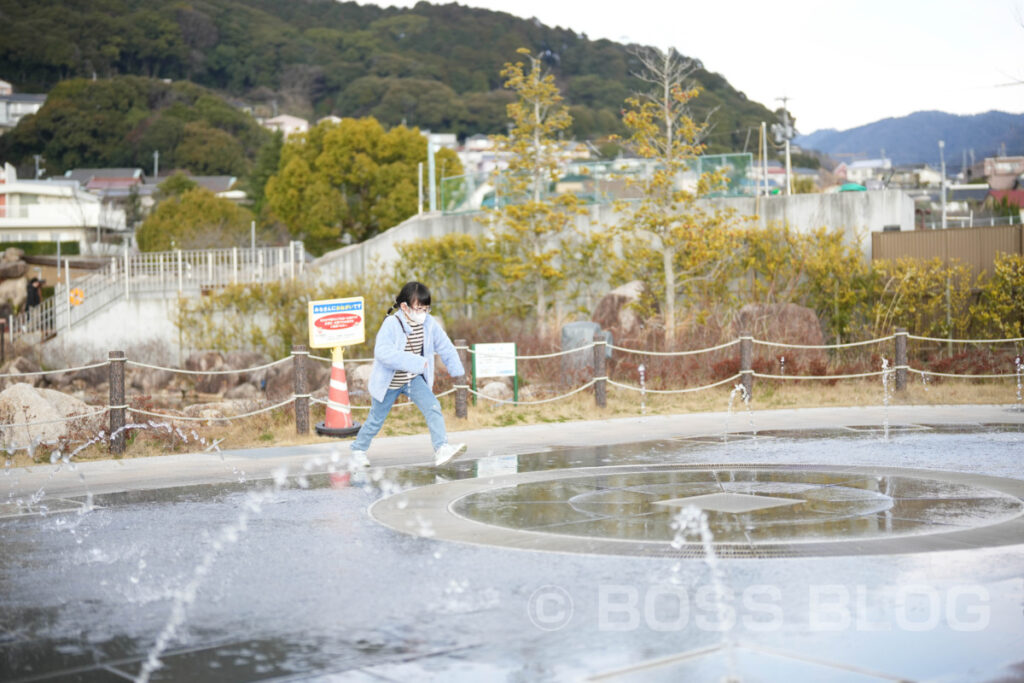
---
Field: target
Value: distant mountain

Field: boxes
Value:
[795,111,1024,166]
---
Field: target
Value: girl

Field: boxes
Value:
[350,282,467,468]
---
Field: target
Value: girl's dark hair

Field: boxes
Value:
[387,281,431,315]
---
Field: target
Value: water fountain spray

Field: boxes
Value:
[671,506,740,683]
[881,358,892,441]
[638,364,646,416]
[1015,356,1022,411]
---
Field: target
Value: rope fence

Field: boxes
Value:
[2,330,1022,455]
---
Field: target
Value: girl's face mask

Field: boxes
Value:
[403,303,428,324]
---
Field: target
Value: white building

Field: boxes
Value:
[261,114,309,139]
[0,163,126,248]
[0,90,47,132]
[843,158,892,185]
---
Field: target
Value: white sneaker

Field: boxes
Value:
[350,449,370,469]
[434,442,467,466]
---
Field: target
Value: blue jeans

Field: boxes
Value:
[351,375,447,452]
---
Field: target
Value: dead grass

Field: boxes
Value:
[8,377,1016,469]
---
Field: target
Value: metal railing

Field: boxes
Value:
[8,243,306,344]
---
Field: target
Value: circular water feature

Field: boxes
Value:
[371,436,1024,558]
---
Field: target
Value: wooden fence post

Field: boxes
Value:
[455,339,469,419]
[108,350,126,455]
[894,328,908,392]
[292,345,309,435]
[740,332,753,398]
[593,334,607,408]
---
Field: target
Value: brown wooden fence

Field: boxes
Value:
[871,224,1024,275]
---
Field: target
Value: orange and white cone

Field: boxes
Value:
[316,346,362,437]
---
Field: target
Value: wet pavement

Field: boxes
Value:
[1,405,1024,682]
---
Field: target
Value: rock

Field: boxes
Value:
[225,382,260,400]
[592,280,645,339]
[2,247,25,263]
[225,351,271,386]
[264,359,329,402]
[182,401,236,424]
[130,366,174,394]
[348,363,374,393]
[184,351,238,395]
[1,356,43,388]
[0,383,102,449]
[0,261,27,279]
[479,380,513,404]
[734,303,826,364]
[560,321,612,378]
[0,276,27,312]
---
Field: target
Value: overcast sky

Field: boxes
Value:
[363,0,1024,133]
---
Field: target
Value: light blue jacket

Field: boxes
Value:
[368,312,465,402]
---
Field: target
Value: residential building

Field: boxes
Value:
[983,156,1024,190]
[842,158,892,185]
[261,114,309,139]
[0,90,46,132]
[0,163,126,247]
[0,79,11,95]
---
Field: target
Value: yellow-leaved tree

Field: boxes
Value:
[489,48,585,334]
[265,117,461,255]
[614,47,743,346]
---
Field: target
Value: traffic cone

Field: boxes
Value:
[316,346,362,437]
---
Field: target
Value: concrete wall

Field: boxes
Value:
[315,190,916,278]
[45,296,183,365]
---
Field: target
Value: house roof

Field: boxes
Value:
[0,93,46,104]
[192,176,237,193]
[65,168,144,185]
[988,189,1024,207]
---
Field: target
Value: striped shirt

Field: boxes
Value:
[388,318,425,389]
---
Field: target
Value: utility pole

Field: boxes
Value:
[427,137,437,213]
[939,140,947,230]
[153,150,159,180]
[773,97,795,195]
[33,155,44,179]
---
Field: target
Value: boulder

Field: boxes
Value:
[348,363,374,394]
[560,321,612,378]
[264,359,330,402]
[0,261,27,279]
[184,351,237,395]
[0,383,102,449]
[182,401,245,424]
[0,276,27,311]
[225,382,260,400]
[130,366,174,395]
[479,380,513,404]
[2,247,25,263]
[1,356,43,388]
[225,351,271,387]
[592,281,645,339]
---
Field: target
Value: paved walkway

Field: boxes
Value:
[7,404,1023,499]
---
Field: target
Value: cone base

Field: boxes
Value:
[315,421,362,438]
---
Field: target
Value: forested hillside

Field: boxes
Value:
[0,76,271,175]
[0,0,778,147]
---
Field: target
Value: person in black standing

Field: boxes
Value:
[25,276,43,327]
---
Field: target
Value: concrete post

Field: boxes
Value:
[895,327,908,392]
[593,334,607,408]
[108,350,126,455]
[455,339,469,419]
[740,332,754,397]
[292,344,309,435]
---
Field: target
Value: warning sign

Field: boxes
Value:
[308,297,365,349]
